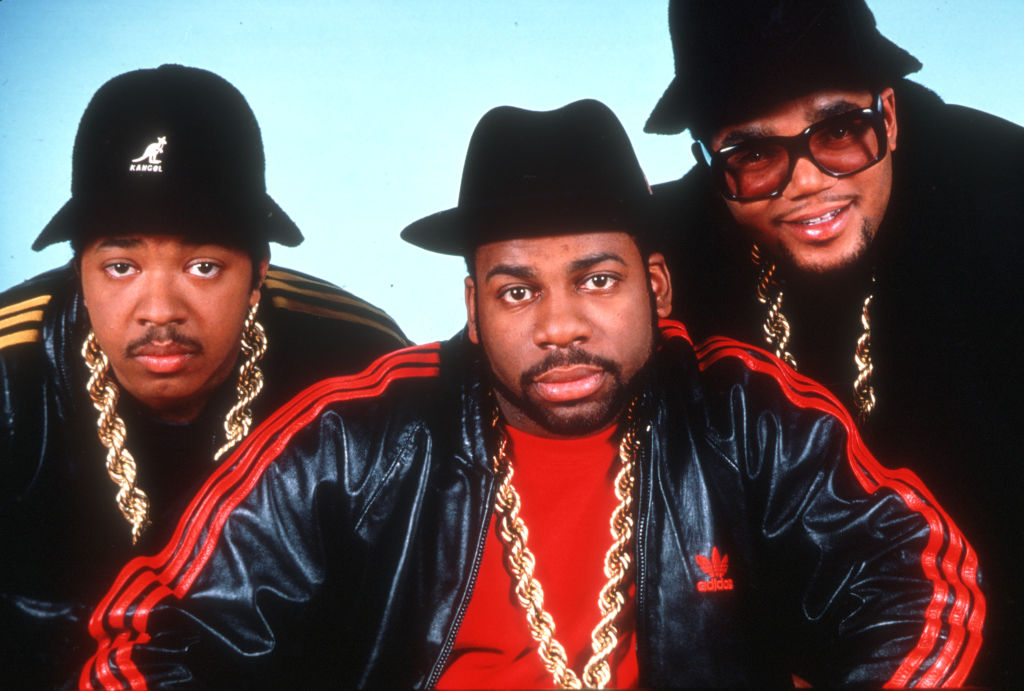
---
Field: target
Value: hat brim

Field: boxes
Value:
[644,75,689,135]
[644,34,922,136]
[401,194,654,256]
[32,193,303,251]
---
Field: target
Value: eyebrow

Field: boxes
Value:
[484,251,627,282]
[94,237,144,249]
[718,98,866,148]
[720,125,772,148]
[809,99,863,122]
[485,263,536,281]
[567,251,627,273]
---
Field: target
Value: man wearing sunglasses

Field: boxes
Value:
[645,0,1024,684]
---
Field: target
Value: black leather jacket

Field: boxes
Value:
[82,323,982,689]
[0,263,407,690]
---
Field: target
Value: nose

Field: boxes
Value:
[533,289,591,349]
[133,273,187,327]
[782,154,837,200]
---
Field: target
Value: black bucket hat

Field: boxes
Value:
[33,64,303,251]
[645,0,922,136]
[402,99,653,256]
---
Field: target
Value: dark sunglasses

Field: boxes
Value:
[693,93,889,202]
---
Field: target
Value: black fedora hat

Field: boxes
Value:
[33,64,303,251]
[401,99,652,256]
[645,0,922,136]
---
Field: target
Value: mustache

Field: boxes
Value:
[125,325,204,356]
[520,346,622,384]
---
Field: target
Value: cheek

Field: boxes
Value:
[863,161,893,226]
[81,286,131,349]
[475,309,529,383]
[725,201,775,239]
[198,296,250,354]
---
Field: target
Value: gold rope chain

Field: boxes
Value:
[82,303,267,544]
[83,330,151,545]
[214,305,268,460]
[488,400,641,689]
[751,244,876,421]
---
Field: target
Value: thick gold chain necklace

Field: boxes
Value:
[81,303,267,544]
[752,244,876,421]
[488,400,640,689]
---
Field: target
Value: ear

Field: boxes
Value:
[249,258,270,307]
[465,276,480,344]
[880,86,898,152]
[647,252,673,318]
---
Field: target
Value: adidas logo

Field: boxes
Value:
[695,546,734,593]
[129,136,166,172]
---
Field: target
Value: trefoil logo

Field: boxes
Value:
[695,546,734,592]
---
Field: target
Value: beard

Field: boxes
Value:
[489,345,647,437]
[779,215,877,275]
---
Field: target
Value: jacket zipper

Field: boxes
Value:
[633,421,653,679]
[425,471,496,688]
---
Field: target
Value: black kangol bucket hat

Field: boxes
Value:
[33,64,303,251]
[645,0,922,136]
[401,99,652,256]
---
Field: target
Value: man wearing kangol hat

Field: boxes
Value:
[0,64,407,689]
[83,99,979,689]
[645,1,1023,683]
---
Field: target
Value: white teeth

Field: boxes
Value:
[797,208,841,225]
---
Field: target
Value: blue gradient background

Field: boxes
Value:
[2,1,1021,343]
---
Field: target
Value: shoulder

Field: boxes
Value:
[260,265,409,347]
[658,321,853,438]
[896,80,1024,162]
[0,264,75,357]
[257,341,444,443]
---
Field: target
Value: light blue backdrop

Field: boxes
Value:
[2,1,1021,343]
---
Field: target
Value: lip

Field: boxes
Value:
[778,202,852,244]
[130,343,197,375]
[531,365,606,403]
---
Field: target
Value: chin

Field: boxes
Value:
[525,394,623,437]
[779,218,876,276]
[785,248,864,275]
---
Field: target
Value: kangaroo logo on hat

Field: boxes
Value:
[129,136,166,172]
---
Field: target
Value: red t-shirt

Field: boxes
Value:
[437,424,639,689]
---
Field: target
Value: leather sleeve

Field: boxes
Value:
[694,336,983,688]
[79,345,443,691]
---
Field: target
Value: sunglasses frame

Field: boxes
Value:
[693,93,889,202]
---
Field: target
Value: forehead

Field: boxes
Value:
[473,232,640,276]
[712,88,874,145]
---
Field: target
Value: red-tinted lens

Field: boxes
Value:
[808,114,881,175]
[721,141,790,199]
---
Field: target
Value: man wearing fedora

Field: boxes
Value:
[0,64,407,689]
[645,0,1024,682]
[82,99,979,689]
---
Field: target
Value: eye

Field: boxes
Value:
[102,262,137,278]
[724,142,779,170]
[186,261,222,277]
[499,285,535,304]
[817,116,870,146]
[580,273,618,291]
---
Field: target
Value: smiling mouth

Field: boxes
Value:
[794,207,843,225]
[531,365,606,403]
[779,202,852,243]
